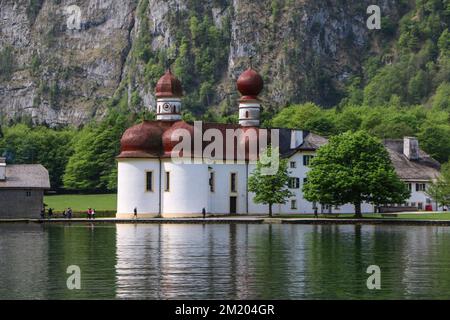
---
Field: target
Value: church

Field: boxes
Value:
[116,68,441,218]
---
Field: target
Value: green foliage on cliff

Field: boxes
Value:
[0,46,14,81]
[131,0,231,115]
[26,0,44,24]
[358,0,450,107]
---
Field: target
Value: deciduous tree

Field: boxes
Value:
[303,131,410,218]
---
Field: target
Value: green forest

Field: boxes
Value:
[0,0,449,192]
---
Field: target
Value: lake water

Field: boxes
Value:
[0,223,450,299]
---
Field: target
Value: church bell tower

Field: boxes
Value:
[237,68,264,127]
[155,69,183,121]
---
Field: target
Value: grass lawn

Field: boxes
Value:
[277,212,450,220]
[44,194,117,213]
[382,212,450,220]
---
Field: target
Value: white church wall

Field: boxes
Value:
[162,161,209,216]
[117,159,161,218]
[208,163,247,214]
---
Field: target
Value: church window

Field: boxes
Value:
[416,183,426,192]
[288,177,300,189]
[209,172,215,192]
[165,172,170,192]
[291,199,297,210]
[230,173,237,193]
[303,155,314,166]
[146,171,153,192]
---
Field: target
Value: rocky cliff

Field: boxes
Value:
[0,0,405,126]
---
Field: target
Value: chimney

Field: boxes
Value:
[290,130,304,149]
[404,137,419,160]
[0,157,6,181]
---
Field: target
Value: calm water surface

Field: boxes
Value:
[0,223,450,299]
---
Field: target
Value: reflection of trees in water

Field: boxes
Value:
[246,224,292,299]
[0,224,48,299]
[392,226,450,299]
[302,225,450,299]
[46,224,117,299]
[302,224,411,299]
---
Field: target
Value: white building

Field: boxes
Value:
[116,69,441,218]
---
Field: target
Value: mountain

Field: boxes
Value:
[0,0,447,127]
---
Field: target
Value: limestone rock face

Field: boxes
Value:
[0,0,402,126]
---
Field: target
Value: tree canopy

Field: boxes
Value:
[427,162,450,207]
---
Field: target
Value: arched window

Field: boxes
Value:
[245,111,249,118]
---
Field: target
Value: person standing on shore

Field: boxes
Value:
[87,208,92,219]
[134,207,137,220]
[67,208,72,219]
[92,208,96,220]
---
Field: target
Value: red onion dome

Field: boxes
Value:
[237,68,264,100]
[162,121,194,156]
[155,69,183,98]
[118,121,164,158]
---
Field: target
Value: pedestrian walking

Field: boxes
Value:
[134,207,137,219]
[87,208,92,219]
[202,208,206,219]
[92,208,96,219]
[67,208,73,219]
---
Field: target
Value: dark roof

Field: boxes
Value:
[0,165,50,189]
[383,139,440,181]
[282,131,328,157]
[117,121,440,181]
[300,132,328,150]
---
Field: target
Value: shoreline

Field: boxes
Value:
[1,217,450,226]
